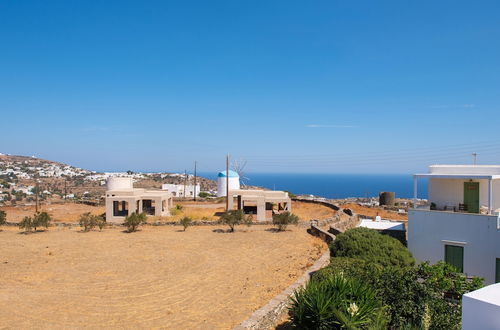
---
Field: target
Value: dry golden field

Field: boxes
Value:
[0,225,325,329]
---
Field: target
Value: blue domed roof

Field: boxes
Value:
[218,170,239,178]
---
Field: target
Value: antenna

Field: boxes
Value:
[472,153,477,165]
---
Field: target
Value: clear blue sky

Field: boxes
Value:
[1,1,500,173]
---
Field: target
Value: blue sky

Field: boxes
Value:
[1,1,500,174]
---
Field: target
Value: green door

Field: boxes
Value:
[464,182,480,213]
[496,258,500,283]
[445,245,464,273]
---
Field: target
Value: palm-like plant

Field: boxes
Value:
[289,274,387,329]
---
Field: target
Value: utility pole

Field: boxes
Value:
[35,178,39,213]
[194,161,197,201]
[226,154,230,211]
[472,153,477,165]
[183,169,187,199]
[64,180,67,202]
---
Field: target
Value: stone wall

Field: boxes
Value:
[234,224,335,330]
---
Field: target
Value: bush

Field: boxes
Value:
[289,274,387,329]
[33,212,51,230]
[219,209,252,232]
[79,212,106,232]
[123,212,147,232]
[330,227,415,268]
[0,210,6,226]
[170,204,184,216]
[19,216,34,232]
[180,216,192,231]
[198,192,210,198]
[272,211,299,231]
[313,258,483,329]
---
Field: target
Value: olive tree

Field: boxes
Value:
[79,212,106,232]
[272,211,299,231]
[179,216,192,231]
[219,209,252,232]
[123,212,147,232]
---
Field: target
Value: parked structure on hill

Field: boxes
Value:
[162,183,200,198]
[409,165,500,284]
[217,170,240,197]
[227,189,291,221]
[105,177,173,223]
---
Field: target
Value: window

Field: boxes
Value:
[445,245,464,273]
[496,258,500,283]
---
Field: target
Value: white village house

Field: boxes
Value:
[409,165,500,284]
[161,183,200,198]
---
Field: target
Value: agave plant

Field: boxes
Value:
[289,274,387,329]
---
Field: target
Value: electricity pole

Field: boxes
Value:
[472,153,477,165]
[194,161,197,201]
[35,177,39,213]
[226,154,230,211]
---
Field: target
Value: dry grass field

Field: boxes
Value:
[0,225,325,329]
[1,200,335,224]
[339,203,408,221]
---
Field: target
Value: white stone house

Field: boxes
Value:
[105,177,173,223]
[409,165,500,284]
[228,189,291,222]
[161,183,200,198]
[462,283,500,329]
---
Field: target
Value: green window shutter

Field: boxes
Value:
[496,259,500,283]
[445,245,464,273]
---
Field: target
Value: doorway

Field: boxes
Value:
[464,182,479,213]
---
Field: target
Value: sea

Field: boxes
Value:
[199,173,428,200]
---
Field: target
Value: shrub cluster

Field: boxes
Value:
[272,211,299,231]
[0,210,6,226]
[123,212,147,232]
[290,228,483,329]
[219,209,252,232]
[79,212,106,232]
[180,216,192,231]
[18,212,52,232]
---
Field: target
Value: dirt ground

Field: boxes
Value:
[0,225,325,329]
[339,203,408,221]
[1,200,335,223]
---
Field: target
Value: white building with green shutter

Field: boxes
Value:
[409,165,500,284]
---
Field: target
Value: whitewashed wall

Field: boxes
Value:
[428,178,500,210]
[408,209,500,284]
[462,284,500,330]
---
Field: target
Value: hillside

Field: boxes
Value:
[0,154,217,204]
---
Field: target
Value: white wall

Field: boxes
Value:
[428,178,500,210]
[408,209,500,284]
[462,284,500,330]
[162,184,200,197]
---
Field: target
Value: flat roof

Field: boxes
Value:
[359,219,405,231]
[464,283,500,306]
[414,173,500,180]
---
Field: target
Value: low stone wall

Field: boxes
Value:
[234,224,335,330]
[292,198,340,211]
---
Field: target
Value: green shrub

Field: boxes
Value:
[330,227,415,268]
[180,216,192,231]
[272,211,299,231]
[0,210,6,225]
[289,274,387,329]
[79,212,105,232]
[314,258,483,329]
[33,212,51,230]
[123,212,147,232]
[170,204,184,216]
[19,216,34,232]
[219,209,252,232]
[198,192,210,198]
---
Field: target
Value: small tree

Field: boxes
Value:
[19,216,34,232]
[0,210,6,226]
[272,211,299,231]
[79,212,105,232]
[219,209,252,232]
[124,212,147,232]
[180,216,192,231]
[33,212,51,231]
